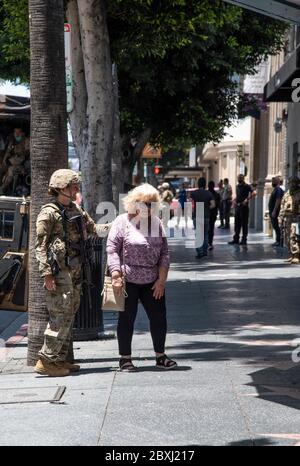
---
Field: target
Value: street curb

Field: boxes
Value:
[5,323,28,347]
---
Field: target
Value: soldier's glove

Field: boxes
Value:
[96,223,112,238]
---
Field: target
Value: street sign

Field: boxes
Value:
[64,23,73,113]
[142,144,162,159]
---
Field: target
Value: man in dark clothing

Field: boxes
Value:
[269,176,284,246]
[190,177,215,258]
[208,181,220,250]
[228,174,255,246]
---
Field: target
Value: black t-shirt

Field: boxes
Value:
[209,190,220,216]
[191,189,214,219]
[268,186,284,213]
[236,183,253,204]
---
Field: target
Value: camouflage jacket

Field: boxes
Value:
[36,201,110,277]
[279,189,300,222]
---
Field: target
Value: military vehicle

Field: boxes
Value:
[0,94,30,311]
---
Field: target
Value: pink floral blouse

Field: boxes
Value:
[106,213,170,284]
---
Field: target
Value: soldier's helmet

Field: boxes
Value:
[48,169,80,193]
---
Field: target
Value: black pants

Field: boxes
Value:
[219,203,224,225]
[271,217,281,243]
[223,200,231,227]
[233,205,249,242]
[117,281,167,356]
[208,214,217,245]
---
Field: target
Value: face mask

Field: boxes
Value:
[15,136,22,142]
[272,183,277,187]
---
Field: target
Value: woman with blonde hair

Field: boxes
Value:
[106,183,177,371]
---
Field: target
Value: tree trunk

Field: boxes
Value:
[112,64,123,207]
[121,128,151,189]
[67,0,114,219]
[66,0,88,173]
[27,0,68,366]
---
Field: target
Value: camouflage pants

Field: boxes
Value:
[39,266,81,363]
[290,223,300,256]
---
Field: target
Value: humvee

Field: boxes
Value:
[0,94,30,311]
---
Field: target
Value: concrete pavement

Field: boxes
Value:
[1,223,300,446]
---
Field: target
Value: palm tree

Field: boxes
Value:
[27,0,68,365]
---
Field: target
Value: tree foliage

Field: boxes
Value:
[107,0,287,147]
[0,0,29,83]
[0,0,288,148]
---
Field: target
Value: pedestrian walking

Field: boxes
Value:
[222,178,232,229]
[160,182,174,229]
[34,169,110,377]
[217,180,224,228]
[176,182,188,228]
[208,181,220,250]
[190,177,215,258]
[228,174,255,246]
[269,176,284,247]
[106,183,177,371]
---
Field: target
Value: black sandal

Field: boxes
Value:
[156,354,177,370]
[119,358,137,372]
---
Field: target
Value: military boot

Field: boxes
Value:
[34,359,70,376]
[291,255,300,264]
[56,361,80,372]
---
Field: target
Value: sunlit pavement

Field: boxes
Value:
[1,221,300,446]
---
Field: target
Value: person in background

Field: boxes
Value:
[217,180,224,228]
[228,174,256,246]
[190,177,215,258]
[208,181,220,250]
[176,182,188,229]
[279,176,300,264]
[222,178,232,229]
[269,176,284,247]
[160,182,174,229]
[106,183,177,371]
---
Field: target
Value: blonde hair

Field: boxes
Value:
[123,183,160,213]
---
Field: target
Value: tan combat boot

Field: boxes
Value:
[56,361,80,372]
[284,256,293,263]
[34,358,70,376]
[291,256,300,264]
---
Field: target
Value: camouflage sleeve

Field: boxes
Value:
[278,194,287,222]
[35,208,54,277]
[82,210,112,238]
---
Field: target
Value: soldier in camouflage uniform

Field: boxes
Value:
[279,176,300,265]
[34,169,111,377]
[1,128,30,194]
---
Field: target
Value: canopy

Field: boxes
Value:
[0,94,30,121]
[223,0,300,24]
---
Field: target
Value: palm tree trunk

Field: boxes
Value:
[27,0,68,365]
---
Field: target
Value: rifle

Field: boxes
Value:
[47,248,60,277]
[66,214,93,310]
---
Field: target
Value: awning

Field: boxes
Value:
[264,44,300,101]
[223,0,300,24]
[0,95,30,121]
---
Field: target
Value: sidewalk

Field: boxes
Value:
[1,224,300,446]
